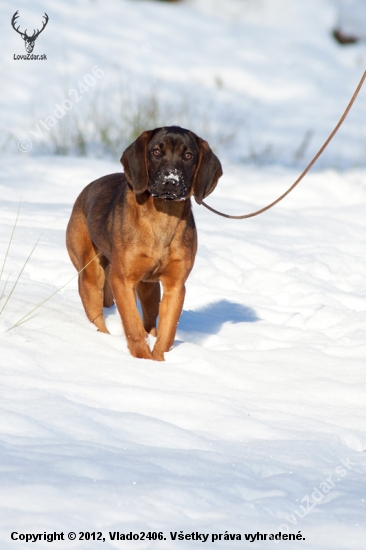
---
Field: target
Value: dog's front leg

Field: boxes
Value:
[110,270,153,360]
[152,276,186,361]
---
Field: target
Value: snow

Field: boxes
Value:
[1,0,366,549]
[335,0,366,39]
[162,170,181,183]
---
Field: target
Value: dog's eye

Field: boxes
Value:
[152,149,161,157]
[183,152,193,160]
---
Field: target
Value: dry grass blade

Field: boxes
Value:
[0,202,21,283]
[6,253,101,332]
[0,271,12,302]
[0,234,42,317]
[7,313,39,330]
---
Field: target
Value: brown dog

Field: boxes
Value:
[66,126,222,361]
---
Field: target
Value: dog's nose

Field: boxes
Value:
[162,170,181,186]
[163,179,178,186]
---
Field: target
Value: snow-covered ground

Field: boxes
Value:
[1,1,366,549]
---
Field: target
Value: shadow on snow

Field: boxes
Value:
[178,299,259,335]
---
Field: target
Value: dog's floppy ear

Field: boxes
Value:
[192,137,223,204]
[121,130,155,194]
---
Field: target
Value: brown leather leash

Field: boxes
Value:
[201,71,366,219]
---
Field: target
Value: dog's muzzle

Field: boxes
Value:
[150,170,188,201]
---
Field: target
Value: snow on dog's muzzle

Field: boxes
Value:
[150,169,188,201]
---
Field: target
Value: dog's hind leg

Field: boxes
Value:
[66,211,110,334]
[136,281,160,336]
[103,264,114,308]
[79,260,110,333]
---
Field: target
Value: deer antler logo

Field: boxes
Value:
[11,11,49,53]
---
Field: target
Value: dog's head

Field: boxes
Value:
[121,126,222,204]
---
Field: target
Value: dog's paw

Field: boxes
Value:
[152,348,165,362]
[128,340,153,360]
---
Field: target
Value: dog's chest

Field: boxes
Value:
[129,210,193,282]
[139,213,183,257]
